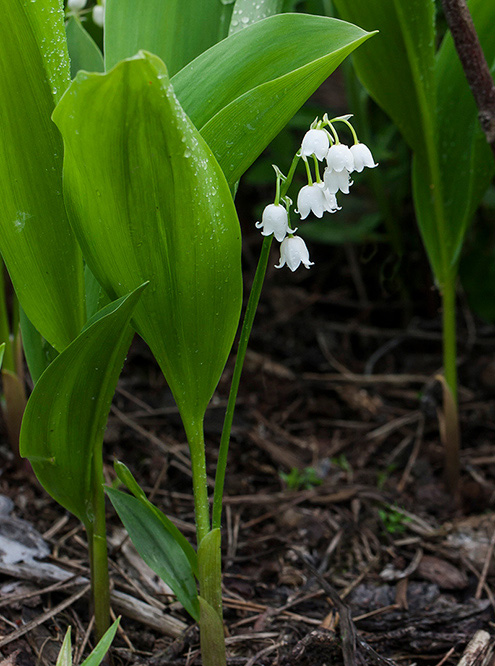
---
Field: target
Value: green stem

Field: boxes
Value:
[88,459,111,642]
[186,421,211,544]
[441,275,457,403]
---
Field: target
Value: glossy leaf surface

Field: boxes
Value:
[107,487,199,620]
[105,0,226,74]
[228,0,284,34]
[0,0,85,352]
[172,14,373,186]
[20,286,145,525]
[53,53,242,429]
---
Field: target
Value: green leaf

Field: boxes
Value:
[0,0,85,352]
[228,0,284,34]
[66,17,104,78]
[20,285,146,524]
[0,343,5,370]
[56,627,72,666]
[105,0,227,75]
[80,617,120,666]
[106,487,200,621]
[114,460,198,575]
[172,14,374,185]
[53,52,242,430]
[333,0,436,154]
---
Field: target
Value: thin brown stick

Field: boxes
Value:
[441,0,495,159]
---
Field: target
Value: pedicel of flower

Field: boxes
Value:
[275,235,314,272]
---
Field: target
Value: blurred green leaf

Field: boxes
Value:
[413,0,495,280]
[107,487,199,620]
[0,343,5,370]
[53,52,242,430]
[0,0,85,351]
[20,285,146,525]
[333,0,436,155]
[105,0,226,74]
[66,17,104,78]
[173,14,374,186]
[114,460,198,574]
[301,213,382,244]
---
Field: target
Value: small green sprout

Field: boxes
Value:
[280,466,323,491]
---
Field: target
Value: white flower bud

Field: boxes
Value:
[93,3,105,27]
[275,236,314,272]
[68,0,87,9]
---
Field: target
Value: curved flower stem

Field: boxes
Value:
[212,154,300,530]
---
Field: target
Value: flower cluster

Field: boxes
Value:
[255,115,377,271]
[66,0,105,27]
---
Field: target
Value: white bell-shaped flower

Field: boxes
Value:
[93,1,105,27]
[324,167,352,195]
[301,129,330,161]
[275,236,314,272]
[322,187,341,213]
[349,143,378,173]
[296,183,340,219]
[68,0,87,9]
[326,144,354,173]
[255,203,294,242]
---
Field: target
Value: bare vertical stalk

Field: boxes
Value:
[441,0,495,160]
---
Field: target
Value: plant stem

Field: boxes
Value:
[88,460,111,642]
[186,421,211,544]
[441,274,461,493]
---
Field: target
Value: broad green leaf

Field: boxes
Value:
[105,0,226,75]
[172,14,373,185]
[114,460,198,574]
[229,0,284,34]
[56,627,72,666]
[66,17,104,78]
[20,285,146,525]
[81,618,120,666]
[333,0,436,155]
[106,487,199,621]
[413,0,495,280]
[0,0,85,352]
[53,53,242,430]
